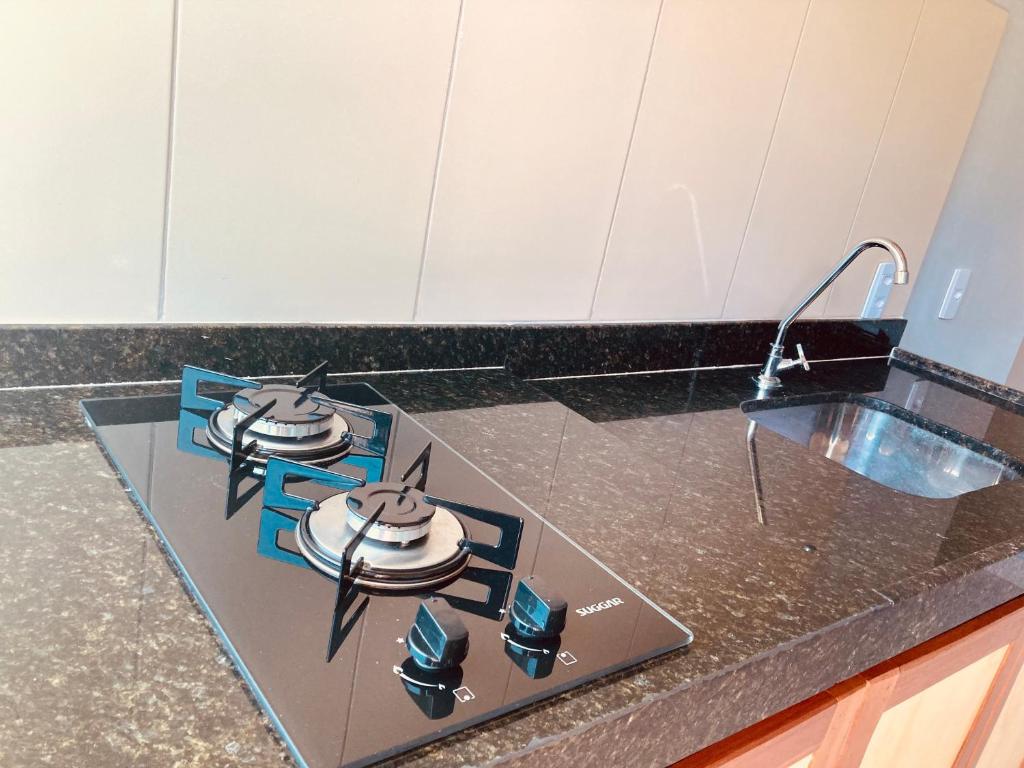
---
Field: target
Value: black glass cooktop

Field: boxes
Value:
[82,382,692,768]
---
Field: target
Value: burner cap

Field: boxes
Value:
[232,385,335,439]
[347,482,436,544]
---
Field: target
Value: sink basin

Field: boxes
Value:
[742,393,1024,499]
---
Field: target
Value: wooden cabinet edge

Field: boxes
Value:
[817,668,899,768]
[668,692,836,768]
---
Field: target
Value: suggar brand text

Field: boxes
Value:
[575,598,624,617]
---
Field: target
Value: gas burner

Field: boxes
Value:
[178,362,392,471]
[295,489,471,590]
[264,443,524,595]
[206,384,353,465]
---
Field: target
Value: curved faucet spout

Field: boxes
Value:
[775,238,908,344]
[757,237,909,392]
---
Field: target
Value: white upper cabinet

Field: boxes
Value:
[722,0,924,321]
[0,0,1005,324]
[0,1,173,322]
[822,0,1007,319]
[415,0,661,322]
[592,0,809,322]
[162,0,460,322]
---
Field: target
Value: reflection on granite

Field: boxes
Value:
[456,364,1024,635]
[504,319,904,379]
[532,361,893,421]
[3,354,1024,768]
[699,319,905,368]
[0,383,183,450]
[505,323,704,378]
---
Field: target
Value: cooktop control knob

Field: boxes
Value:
[406,597,469,671]
[509,576,567,639]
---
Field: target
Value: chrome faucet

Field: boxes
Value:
[756,238,909,392]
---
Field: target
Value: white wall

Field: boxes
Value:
[901,0,1024,384]
[0,0,1006,324]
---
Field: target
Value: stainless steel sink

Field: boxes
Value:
[742,393,1024,499]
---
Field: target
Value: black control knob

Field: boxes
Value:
[406,597,469,671]
[508,576,567,639]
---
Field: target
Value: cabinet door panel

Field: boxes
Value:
[823,0,1008,319]
[591,0,807,321]
[973,649,1024,768]
[722,0,922,321]
[416,0,660,322]
[858,645,1007,768]
[0,1,172,322]
[163,0,460,322]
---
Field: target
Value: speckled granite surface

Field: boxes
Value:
[0,319,903,387]
[3,352,1024,768]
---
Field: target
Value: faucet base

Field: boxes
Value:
[755,373,783,391]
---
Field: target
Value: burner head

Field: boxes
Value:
[232,385,335,439]
[347,482,437,544]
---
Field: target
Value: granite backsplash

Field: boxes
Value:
[0,319,904,387]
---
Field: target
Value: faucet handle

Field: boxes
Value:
[794,344,810,371]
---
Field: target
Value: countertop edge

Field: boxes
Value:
[484,544,1024,768]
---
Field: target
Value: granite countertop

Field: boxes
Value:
[3,355,1024,767]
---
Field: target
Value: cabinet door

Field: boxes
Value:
[721,0,923,321]
[415,0,661,322]
[956,641,1024,768]
[590,0,808,322]
[836,600,1024,768]
[856,647,1008,768]
[163,0,462,323]
[0,1,173,322]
